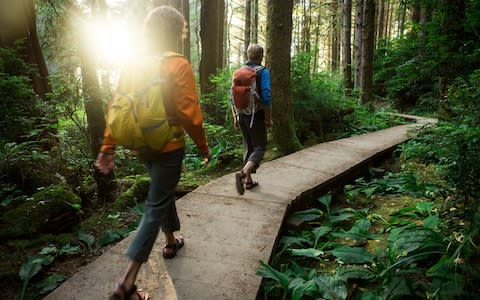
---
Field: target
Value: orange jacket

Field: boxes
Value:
[100,54,209,158]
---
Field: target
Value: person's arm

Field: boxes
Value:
[172,58,211,161]
[259,68,273,127]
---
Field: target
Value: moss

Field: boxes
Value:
[0,185,81,239]
[113,176,150,210]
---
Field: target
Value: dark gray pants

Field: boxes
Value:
[126,148,184,262]
[239,110,267,170]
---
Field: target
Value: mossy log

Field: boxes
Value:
[0,185,81,239]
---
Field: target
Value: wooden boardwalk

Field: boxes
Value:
[45,117,435,300]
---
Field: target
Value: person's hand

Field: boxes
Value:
[233,117,240,130]
[95,152,114,174]
[265,119,273,128]
[202,149,212,166]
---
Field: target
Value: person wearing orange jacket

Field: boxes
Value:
[95,6,210,300]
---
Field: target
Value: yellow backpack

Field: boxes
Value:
[106,54,183,151]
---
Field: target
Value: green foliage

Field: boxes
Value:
[402,123,480,204]
[261,162,479,299]
[0,46,37,144]
[18,243,81,299]
[201,68,234,126]
[344,172,440,201]
[291,52,353,143]
[0,185,81,239]
[374,38,439,111]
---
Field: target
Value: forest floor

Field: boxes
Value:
[0,146,283,299]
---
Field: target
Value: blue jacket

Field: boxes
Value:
[246,61,272,106]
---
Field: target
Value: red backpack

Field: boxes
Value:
[231,65,264,118]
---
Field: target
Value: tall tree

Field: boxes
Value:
[331,0,341,71]
[354,0,364,88]
[252,0,259,43]
[80,0,116,201]
[199,0,219,95]
[244,0,252,60]
[0,0,51,99]
[266,0,302,154]
[343,0,353,95]
[217,0,225,68]
[377,0,386,42]
[359,0,375,105]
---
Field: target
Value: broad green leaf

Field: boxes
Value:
[290,278,317,300]
[318,193,332,215]
[333,219,380,241]
[39,246,58,256]
[313,275,348,300]
[78,231,95,248]
[98,229,122,247]
[337,266,375,281]
[290,248,324,259]
[256,261,290,290]
[58,244,82,256]
[290,208,323,222]
[329,246,373,264]
[416,201,434,215]
[36,273,65,294]
[313,226,331,247]
[19,255,55,280]
[423,215,441,229]
[280,235,313,248]
[329,212,354,223]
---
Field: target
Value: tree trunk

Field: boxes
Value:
[199,0,219,95]
[354,0,363,88]
[266,0,302,155]
[252,0,259,43]
[217,0,225,68]
[343,0,353,95]
[81,1,116,202]
[359,0,375,105]
[183,0,191,61]
[377,0,385,42]
[244,0,252,61]
[331,0,340,71]
[438,0,466,115]
[0,0,52,99]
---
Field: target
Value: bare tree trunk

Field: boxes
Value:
[359,0,375,105]
[313,11,321,72]
[81,1,116,202]
[331,0,341,71]
[200,0,219,95]
[377,0,385,42]
[354,0,363,88]
[252,0,259,43]
[244,0,252,60]
[398,2,406,38]
[266,0,302,155]
[217,0,225,68]
[343,0,353,95]
[0,0,52,99]
[183,0,191,61]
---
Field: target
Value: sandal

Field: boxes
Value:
[163,236,185,259]
[245,181,259,190]
[109,284,149,300]
[235,172,245,195]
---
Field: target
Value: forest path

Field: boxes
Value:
[44,115,436,300]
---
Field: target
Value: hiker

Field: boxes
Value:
[232,44,273,195]
[95,6,210,300]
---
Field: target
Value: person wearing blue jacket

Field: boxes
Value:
[234,44,273,195]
